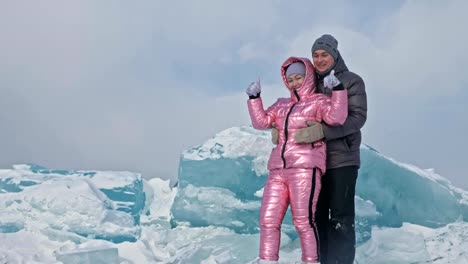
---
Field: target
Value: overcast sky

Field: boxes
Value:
[1,0,467,189]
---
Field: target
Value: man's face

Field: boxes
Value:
[312,49,335,73]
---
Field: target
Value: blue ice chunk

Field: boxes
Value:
[0,177,39,193]
[0,222,23,233]
[28,163,96,176]
[177,156,266,200]
[0,164,145,243]
[1,164,145,223]
[0,178,22,193]
[172,184,262,234]
[100,177,145,225]
[173,127,468,244]
[56,247,119,264]
[357,145,468,228]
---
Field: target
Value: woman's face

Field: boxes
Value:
[312,49,335,73]
[287,73,305,90]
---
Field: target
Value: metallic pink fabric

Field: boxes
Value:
[259,168,322,262]
[247,57,348,173]
[247,57,348,262]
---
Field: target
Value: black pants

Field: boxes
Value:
[316,166,358,264]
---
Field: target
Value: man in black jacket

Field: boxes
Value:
[272,34,367,263]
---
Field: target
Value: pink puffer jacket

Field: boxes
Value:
[247,57,348,173]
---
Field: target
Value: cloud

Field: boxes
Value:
[1,0,467,189]
[0,0,280,181]
[281,0,468,188]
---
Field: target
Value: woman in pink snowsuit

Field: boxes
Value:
[246,57,348,263]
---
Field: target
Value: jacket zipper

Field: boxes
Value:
[281,90,301,168]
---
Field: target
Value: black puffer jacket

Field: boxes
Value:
[315,52,367,169]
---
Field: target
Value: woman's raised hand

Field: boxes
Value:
[246,79,262,97]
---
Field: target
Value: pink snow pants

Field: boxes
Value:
[259,168,322,263]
